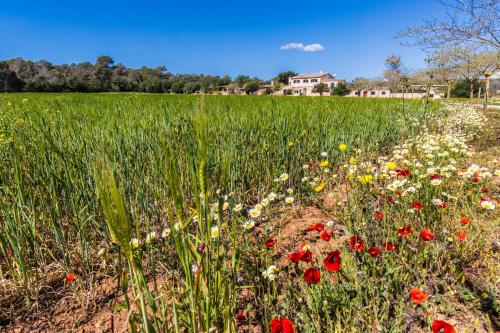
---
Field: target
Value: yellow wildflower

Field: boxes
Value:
[320,160,329,167]
[358,175,373,184]
[386,162,396,170]
[314,182,325,192]
[349,157,357,164]
[338,143,347,151]
[211,226,220,238]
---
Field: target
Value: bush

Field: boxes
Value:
[451,79,481,98]
[331,82,351,96]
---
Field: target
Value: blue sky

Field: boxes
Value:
[0,1,445,80]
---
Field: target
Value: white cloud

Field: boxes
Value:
[302,43,325,52]
[280,42,304,50]
[280,42,325,52]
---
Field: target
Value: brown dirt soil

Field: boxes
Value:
[269,205,347,266]
[2,275,128,333]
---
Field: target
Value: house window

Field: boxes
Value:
[293,80,300,83]
[381,91,386,95]
[371,91,376,96]
[355,91,360,96]
[303,79,309,83]
[311,79,318,83]
[330,82,336,88]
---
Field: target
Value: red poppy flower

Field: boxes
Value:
[373,211,385,220]
[308,223,325,231]
[368,247,381,257]
[308,160,314,167]
[397,169,410,177]
[304,267,321,284]
[385,195,394,203]
[455,230,467,241]
[300,249,313,262]
[397,226,413,237]
[320,230,334,241]
[481,187,490,193]
[431,320,455,333]
[236,311,247,323]
[288,251,302,264]
[459,217,471,225]
[324,250,341,272]
[396,191,403,197]
[288,249,313,263]
[420,229,435,241]
[412,201,423,210]
[382,242,398,251]
[430,174,441,180]
[410,288,428,304]
[65,273,75,282]
[440,202,447,209]
[348,236,364,252]
[264,239,277,248]
[270,317,296,333]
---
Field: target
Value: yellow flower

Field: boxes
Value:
[288,141,294,147]
[358,174,373,184]
[130,238,140,248]
[386,162,396,170]
[211,226,220,238]
[320,160,329,167]
[347,172,355,180]
[339,143,347,151]
[314,182,325,192]
[349,157,357,165]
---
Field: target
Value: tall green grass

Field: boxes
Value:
[0,93,431,325]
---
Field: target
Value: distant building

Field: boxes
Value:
[349,88,391,98]
[349,85,446,99]
[287,71,343,96]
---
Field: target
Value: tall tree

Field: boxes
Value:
[275,71,298,85]
[383,55,405,92]
[398,0,500,51]
[0,62,25,91]
[312,82,329,96]
[469,51,500,108]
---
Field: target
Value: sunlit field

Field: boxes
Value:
[0,94,498,332]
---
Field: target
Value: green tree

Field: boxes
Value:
[171,82,185,94]
[451,78,482,98]
[263,87,273,95]
[183,82,201,94]
[330,82,351,96]
[234,75,251,87]
[244,81,260,95]
[275,71,297,85]
[0,62,25,91]
[312,82,329,96]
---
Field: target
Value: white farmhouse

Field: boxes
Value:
[287,71,343,96]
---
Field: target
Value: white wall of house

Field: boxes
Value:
[348,88,444,99]
[287,73,341,96]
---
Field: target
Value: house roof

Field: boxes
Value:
[290,72,335,79]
